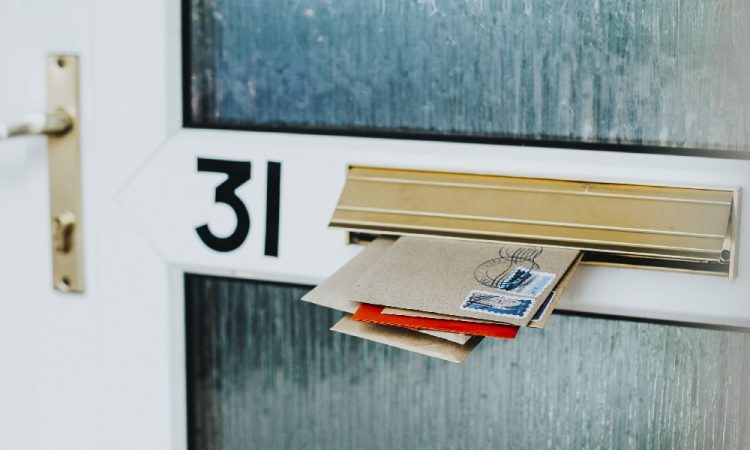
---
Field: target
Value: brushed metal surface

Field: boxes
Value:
[47,55,83,292]
[185,275,750,450]
[331,167,737,276]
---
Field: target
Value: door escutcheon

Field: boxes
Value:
[0,55,84,292]
[47,55,84,292]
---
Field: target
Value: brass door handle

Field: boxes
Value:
[0,110,72,140]
[0,55,84,292]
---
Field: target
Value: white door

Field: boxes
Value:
[2,1,749,449]
[0,2,100,449]
[1,1,179,449]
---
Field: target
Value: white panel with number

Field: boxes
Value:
[121,129,750,327]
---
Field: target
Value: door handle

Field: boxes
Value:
[0,110,72,140]
[0,55,84,292]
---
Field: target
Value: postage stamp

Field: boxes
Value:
[460,290,535,319]
[496,267,555,298]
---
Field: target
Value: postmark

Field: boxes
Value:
[460,290,535,319]
[475,246,554,298]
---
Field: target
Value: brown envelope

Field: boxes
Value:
[419,329,472,345]
[302,237,471,345]
[382,252,581,329]
[381,307,496,324]
[330,315,482,364]
[352,236,581,327]
[527,253,582,328]
[301,236,395,314]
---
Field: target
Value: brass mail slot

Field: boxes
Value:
[330,166,740,278]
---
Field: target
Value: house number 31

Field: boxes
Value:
[196,158,281,256]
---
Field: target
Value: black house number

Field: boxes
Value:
[196,158,281,256]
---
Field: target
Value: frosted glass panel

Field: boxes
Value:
[185,275,750,450]
[187,0,750,154]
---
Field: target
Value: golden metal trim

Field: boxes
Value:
[341,225,721,260]
[47,55,84,292]
[332,166,738,277]
[346,175,732,206]
[336,205,725,239]
[728,188,741,280]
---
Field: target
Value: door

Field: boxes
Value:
[2,1,749,449]
[1,1,179,449]
[0,2,99,449]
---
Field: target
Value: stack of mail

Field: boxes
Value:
[302,236,581,363]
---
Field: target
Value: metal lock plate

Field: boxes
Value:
[47,55,83,292]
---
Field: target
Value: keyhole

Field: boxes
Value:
[53,211,76,254]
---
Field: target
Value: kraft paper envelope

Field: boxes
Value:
[302,237,472,345]
[417,329,472,345]
[527,253,582,328]
[331,315,482,363]
[381,307,496,324]
[301,236,395,314]
[383,251,578,328]
[352,236,581,327]
[386,253,581,329]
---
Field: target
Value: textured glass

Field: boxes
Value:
[185,275,750,450]
[187,0,750,154]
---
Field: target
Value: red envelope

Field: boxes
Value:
[352,303,519,340]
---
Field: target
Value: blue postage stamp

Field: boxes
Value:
[460,290,535,319]
[497,267,555,298]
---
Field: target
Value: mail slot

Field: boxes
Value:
[330,166,740,279]
[301,166,743,362]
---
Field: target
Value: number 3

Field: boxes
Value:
[195,158,251,252]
